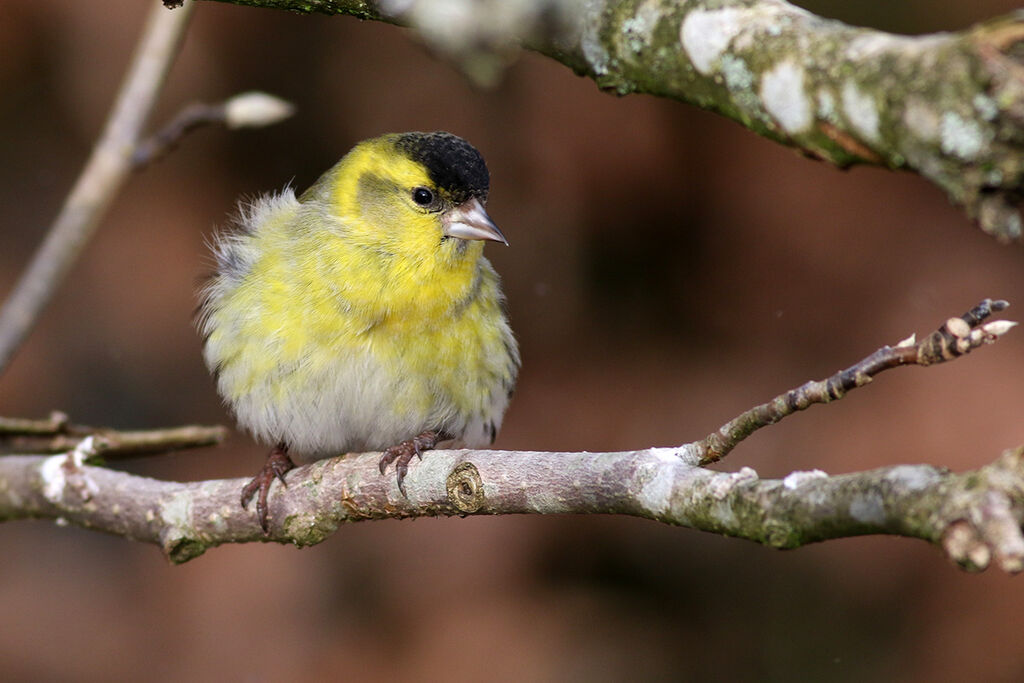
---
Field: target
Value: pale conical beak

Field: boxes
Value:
[442,196,508,245]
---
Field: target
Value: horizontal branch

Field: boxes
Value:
[0,298,1016,567]
[3,443,1024,574]
[195,0,1024,242]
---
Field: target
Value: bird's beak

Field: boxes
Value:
[442,196,508,245]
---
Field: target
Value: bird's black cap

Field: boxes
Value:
[394,131,489,204]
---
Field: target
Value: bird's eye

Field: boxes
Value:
[412,187,434,207]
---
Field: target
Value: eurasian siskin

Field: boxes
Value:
[198,131,519,531]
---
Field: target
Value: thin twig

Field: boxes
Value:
[132,92,295,168]
[695,299,1016,465]
[0,421,227,459]
[132,102,225,168]
[0,1,194,376]
[0,411,70,436]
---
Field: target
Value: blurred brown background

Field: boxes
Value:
[2,1,1023,680]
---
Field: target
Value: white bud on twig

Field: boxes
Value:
[895,333,917,348]
[224,92,296,129]
[981,320,1018,339]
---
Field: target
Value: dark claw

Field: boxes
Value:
[271,457,291,485]
[240,478,260,509]
[377,430,449,496]
[396,460,409,496]
[240,444,294,533]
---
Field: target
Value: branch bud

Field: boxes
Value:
[223,92,296,130]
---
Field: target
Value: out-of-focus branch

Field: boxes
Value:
[198,0,1024,242]
[696,299,1016,465]
[132,92,295,167]
[0,6,294,377]
[0,1,195,376]
[0,299,1016,568]
[0,415,227,460]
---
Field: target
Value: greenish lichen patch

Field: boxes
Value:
[621,0,663,54]
[283,512,334,547]
[166,537,206,564]
[719,53,753,91]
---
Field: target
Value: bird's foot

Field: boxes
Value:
[378,430,450,496]
[240,443,294,533]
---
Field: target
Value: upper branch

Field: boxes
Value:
[197,0,1024,242]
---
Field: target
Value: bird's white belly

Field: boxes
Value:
[226,347,434,458]
[222,341,506,461]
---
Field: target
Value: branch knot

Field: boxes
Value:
[447,461,485,513]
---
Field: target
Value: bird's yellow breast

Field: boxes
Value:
[201,190,514,455]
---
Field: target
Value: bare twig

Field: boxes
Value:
[695,299,1016,465]
[0,411,71,436]
[0,419,227,460]
[132,92,295,168]
[0,1,195,376]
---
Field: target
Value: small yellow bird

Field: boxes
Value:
[198,132,519,531]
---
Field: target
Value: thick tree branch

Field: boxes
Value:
[197,0,1024,242]
[3,442,1024,573]
[0,300,1016,568]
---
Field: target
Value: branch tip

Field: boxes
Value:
[223,92,296,129]
[697,298,1013,465]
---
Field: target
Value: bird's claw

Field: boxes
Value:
[378,430,447,495]
[240,445,295,533]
